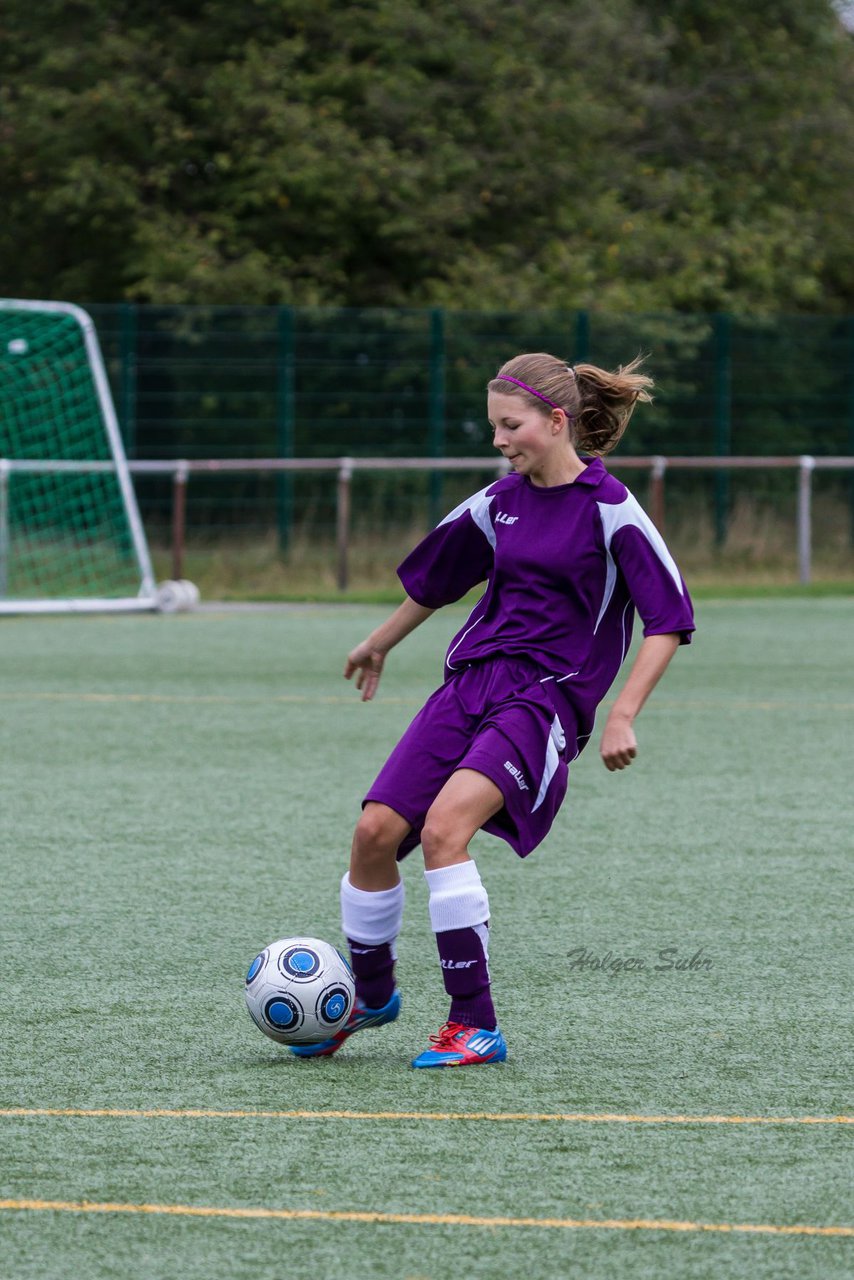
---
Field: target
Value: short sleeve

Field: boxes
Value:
[398,485,497,608]
[600,494,695,643]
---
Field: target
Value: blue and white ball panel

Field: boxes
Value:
[245,950,268,985]
[246,1003,271,1036]
[264,993,304,1035]
[278,944,322,981]
[316,983,353,1027]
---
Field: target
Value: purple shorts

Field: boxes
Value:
[364,657,578,859]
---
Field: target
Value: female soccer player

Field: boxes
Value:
[291,352,695,1068]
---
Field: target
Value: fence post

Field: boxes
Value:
[171,461,189,581]
[118,302,137,456]
[849,316,854,547]
[713,314,732,547]
[797,455,815,585]
[650,455,667,532]
[429,308,446,527]
[574,310,590,363]
[276,307,296,552]
[0,459,9,597]
[337,459,353,592]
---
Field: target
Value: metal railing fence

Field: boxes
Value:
[3,454,851,589]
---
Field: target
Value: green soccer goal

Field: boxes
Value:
[0,299,159,613]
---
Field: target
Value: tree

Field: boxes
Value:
[1,0,853,312]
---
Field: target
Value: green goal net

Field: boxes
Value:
[0,300,157,613]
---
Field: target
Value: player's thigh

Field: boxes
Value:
[421,768,504,865]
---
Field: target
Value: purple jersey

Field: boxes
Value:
[398,458,694,744]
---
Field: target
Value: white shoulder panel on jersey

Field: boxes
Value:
[598,494,683,590]
[438,484,497,549]
[594,494,683,631]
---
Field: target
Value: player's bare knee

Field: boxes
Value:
[352,806,401,864]
[421,813,466,869]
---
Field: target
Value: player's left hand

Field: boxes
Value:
[599,714,638,771]
[344,641,386,701]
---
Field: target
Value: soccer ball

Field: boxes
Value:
[244,937,355,1045]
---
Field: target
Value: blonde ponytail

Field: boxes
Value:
[572,357,653,455]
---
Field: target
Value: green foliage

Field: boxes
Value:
[1,1,853,311]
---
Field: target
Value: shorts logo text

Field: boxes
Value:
[441,958,477,969]
[504,760,529,791]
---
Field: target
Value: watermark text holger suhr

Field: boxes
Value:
[567,945,713,974]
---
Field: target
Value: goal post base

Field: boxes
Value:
[0,597,158,615]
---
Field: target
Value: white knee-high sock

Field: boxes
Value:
[339,874,404,1008]
[424,860,489,932]
[340,874,405,945]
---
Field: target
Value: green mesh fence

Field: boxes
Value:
[41,304,854,567]
[0,302,155,604]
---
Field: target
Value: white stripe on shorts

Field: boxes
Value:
[532,714,566,813]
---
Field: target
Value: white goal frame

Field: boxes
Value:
[0,299,158,614]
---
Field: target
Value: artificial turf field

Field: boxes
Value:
[0,598,851,1280]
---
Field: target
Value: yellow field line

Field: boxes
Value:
[0,1198,850,1236]
[0,690,851,711]
[0,691,417,706]
[648,700,854,712]
[2,1106,851,1125]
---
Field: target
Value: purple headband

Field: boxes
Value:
[496,374,572,417]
